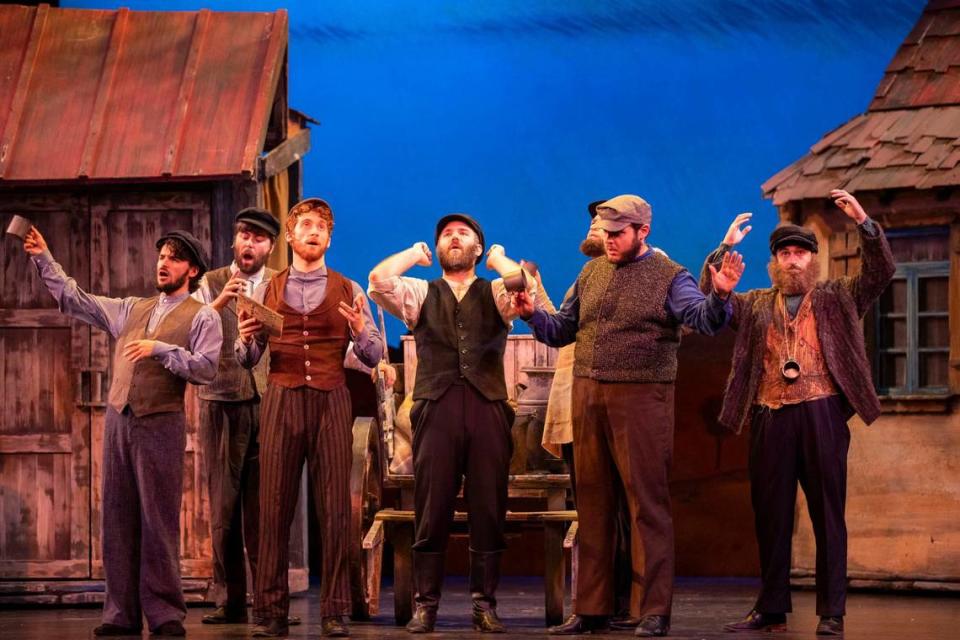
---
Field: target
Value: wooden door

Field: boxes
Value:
[88,191,212,578]
[0,196,92,579]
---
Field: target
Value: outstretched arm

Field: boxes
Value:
[830,189,895,315]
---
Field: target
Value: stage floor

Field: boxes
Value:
[1,577,956,639]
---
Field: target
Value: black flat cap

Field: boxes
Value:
[235,207,280,238]
[156,230,209,273]
[587,199,608,219]
[435,213,485,264]
[769,224,818,254]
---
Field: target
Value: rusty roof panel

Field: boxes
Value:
[0,5,288,183]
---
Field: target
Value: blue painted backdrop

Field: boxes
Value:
[69,1,924,343]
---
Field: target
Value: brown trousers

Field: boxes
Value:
[254,383,353,620]
[572,377,675,618]
[198,399,260,612]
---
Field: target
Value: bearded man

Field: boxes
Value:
[368,214,540,634]
[237,198,383,638]
[23,227,221,637]
[707,190,894,637]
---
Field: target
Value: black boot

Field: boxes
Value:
[470,550,506,633]
[406,551,445,634]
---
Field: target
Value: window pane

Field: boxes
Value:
[919,317,949,348]
[879,353,906,389]
[878,279,907,314]
[880,317,907,347]
[919,352,949,389]
[919,276,948,313]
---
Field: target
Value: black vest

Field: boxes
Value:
[412,278,508,402]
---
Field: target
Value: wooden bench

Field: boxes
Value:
[363,508,577,626]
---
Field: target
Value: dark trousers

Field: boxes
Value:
[572,377,675,618]
[410,383,513,553]
[750,395,850,617]
[561,442,633,617]
[101,407,187,631]
[198,399,260,612]
[254,383,353,620]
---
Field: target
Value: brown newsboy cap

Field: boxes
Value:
[594,195,652,232]
[235,207,280,238]
[769,224,818,254]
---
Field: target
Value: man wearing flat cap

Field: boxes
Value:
[237,198,383,638]
[368,214,542,634]
[22,227,222,637]
[515,194,746,637]
[703,190,894,636]
[191,208,289,626]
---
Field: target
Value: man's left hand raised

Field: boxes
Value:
[709,250,745,297]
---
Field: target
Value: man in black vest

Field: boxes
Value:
[515,195,745,637]
[368,214,539,634]
[192,208,295,627]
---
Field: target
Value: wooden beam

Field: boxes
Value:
[161,9,210,177]
[258,128,310,180]
[0,4,49,178]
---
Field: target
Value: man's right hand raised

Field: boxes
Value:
[412,241,433,266]
[722,212,752,247]
[23,227,48,256]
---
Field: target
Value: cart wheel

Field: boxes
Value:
[349,416,384,620]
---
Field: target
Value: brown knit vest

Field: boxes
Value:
[197,265,274,402]
[573,253,684,382]
[756,293,839,409]
[108,295,203,416]
[263,267,352,390]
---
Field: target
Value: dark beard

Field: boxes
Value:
[233,246,269,275]
[768,258,820,295]
[606,237,643,264]
[156,270,189,294]
[580,237,604,257]
[438,243,477,272]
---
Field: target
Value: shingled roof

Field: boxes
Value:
[0,5,288,183]
[763,0,960,205]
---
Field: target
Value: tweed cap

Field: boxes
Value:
[594,195,652,232]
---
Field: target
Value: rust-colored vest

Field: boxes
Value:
[756,293,839,409]
[263,267,352,390]
[108,295,203,417]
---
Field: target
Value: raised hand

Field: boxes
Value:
[485,244,506,271]
[723,212,753,246]
[708,250,745,297]
[412,241,433,267]
[122,339,157,362]
[212,275,248,311]
[23,227,48,256]
[338,293,368,335]
[830,189,867,224]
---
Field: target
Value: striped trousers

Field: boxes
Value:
[253,383,353,620]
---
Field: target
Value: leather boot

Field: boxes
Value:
[406,551,445,634]
[470,550,506,633]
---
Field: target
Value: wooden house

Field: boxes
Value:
[0,4,311,603]
[762,0,960,591]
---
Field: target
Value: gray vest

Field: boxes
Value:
[108,295,203,416]
[197,265,274,402]
[573,252,684,383]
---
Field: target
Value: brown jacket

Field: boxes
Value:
[702,222,895,433]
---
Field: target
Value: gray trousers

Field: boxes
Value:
[101,407,187,631]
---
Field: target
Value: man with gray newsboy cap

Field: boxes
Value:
[514,194,747,637]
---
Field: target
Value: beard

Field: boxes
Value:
[606,236,643,264]
[768,257,820,295]
[580,236,605,257]
[156,269,189,294]
[438,241,478,272]
[289,237,326,263]
[233,245,269,275]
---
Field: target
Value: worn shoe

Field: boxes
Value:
[723,609,787,633]
[92,623,142,636]
[202,606,248,624]
[406,605,437,633]
[635,615,670,637]
[151,620,186,636]
[816,616,844,635]
[547,614,610,635]
[321,616,350,637]
[470,549,506,633]
[252,615,302,626]
[610,615,642,630]
[251,617,289,637]
[473,603,506,633]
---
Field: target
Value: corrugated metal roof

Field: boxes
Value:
[764,0,960,204]
[0,5,288,183]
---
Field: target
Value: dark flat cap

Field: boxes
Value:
[587,199,608,219]
[435,213,485,264]
[235,207,280,237]
[156,230,209,273]
[769,224,818,254]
